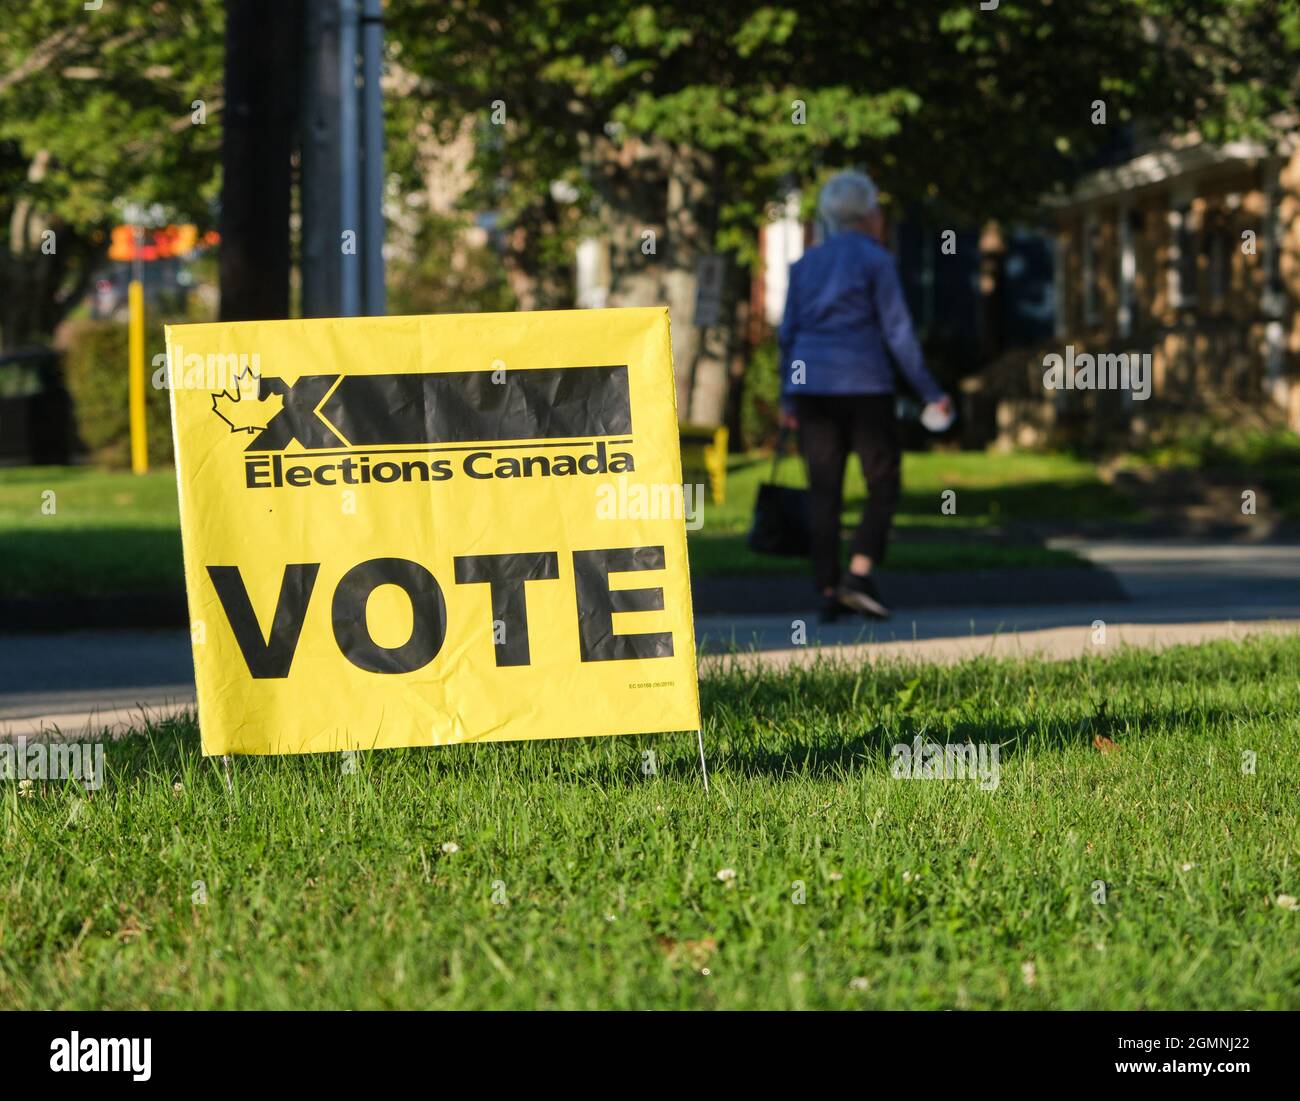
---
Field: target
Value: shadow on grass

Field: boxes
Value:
[694,661,1244,781]
[725,451,1139,527]
[890,479,1141,526]
[687,531,1086,578]
[64,638,1259,792]
[0,526,183,598]
[694,703,1238,784]
[57,694,1242,796]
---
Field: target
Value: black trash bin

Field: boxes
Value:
[0,346,75,466]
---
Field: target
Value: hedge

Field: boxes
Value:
[740,337,782,450]
[63,318,175,468]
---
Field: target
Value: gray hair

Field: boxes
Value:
[818,171,879,235]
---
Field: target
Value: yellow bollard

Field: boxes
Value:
[704,425,728,504]
[128,279,148,474]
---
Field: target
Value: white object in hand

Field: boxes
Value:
[920,401,954,433]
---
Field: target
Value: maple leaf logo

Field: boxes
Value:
[211,368,284,434]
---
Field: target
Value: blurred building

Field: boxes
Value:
[973,123,1300,450]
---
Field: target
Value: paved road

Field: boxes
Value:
[0,630,196,736]
[3,538,1298,736]
[698,537,1300,651]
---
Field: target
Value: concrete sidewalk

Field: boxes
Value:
[4,537,1298,738]
[701,617,1300,674]
[698,537,1300,650]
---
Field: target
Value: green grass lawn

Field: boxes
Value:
[0,450,1132,596]
[0,466,184,597]
[3,636,1298,1009]
[710,447,1139,534]
[686,448,1136,575]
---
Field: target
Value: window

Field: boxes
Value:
[1263,176,1285,318]
[1206,225,1228,305]
[1176,206,1198,308]
[1166,203,1198,310]
[1053,235,1068,337]
[1118,208,1137,337]
[1082,215,1101,326]
[1131,209,1146,330]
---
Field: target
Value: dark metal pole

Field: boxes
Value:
[338,0,362,317]
[301,0,343,318]
[219,0,300,321]
[360,0,386,315]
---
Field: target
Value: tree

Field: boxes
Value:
[4,0,1293,368]
[0,0,223,347]
[391,0,1283,425]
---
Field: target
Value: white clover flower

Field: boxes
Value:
[716,867,737,882]
[440,842,459,854]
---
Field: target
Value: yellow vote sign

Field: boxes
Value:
[166,307,700,756]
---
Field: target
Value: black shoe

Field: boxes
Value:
[818,597,842,624]
[835,572,891,620]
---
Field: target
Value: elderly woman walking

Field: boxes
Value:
[779,170,951,622]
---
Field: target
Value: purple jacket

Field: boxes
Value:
[779,231,943,404]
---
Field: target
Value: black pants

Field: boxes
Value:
[793,394,900,592]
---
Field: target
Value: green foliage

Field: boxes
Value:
[1126,414,1300,520]
[62,319,174,469]
[391,0,1299,292]
[387,213,517,316]
[740,338,782,449]
[0,1,224,343]
[1140,0,1300,145]
[4,0,1296,348]
[0,1,224,229]
[1130,414,1300,470]
[1212,429,1300,471]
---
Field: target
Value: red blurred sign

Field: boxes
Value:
[107,223,212,262]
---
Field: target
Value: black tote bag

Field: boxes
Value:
[746,429,811,557]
